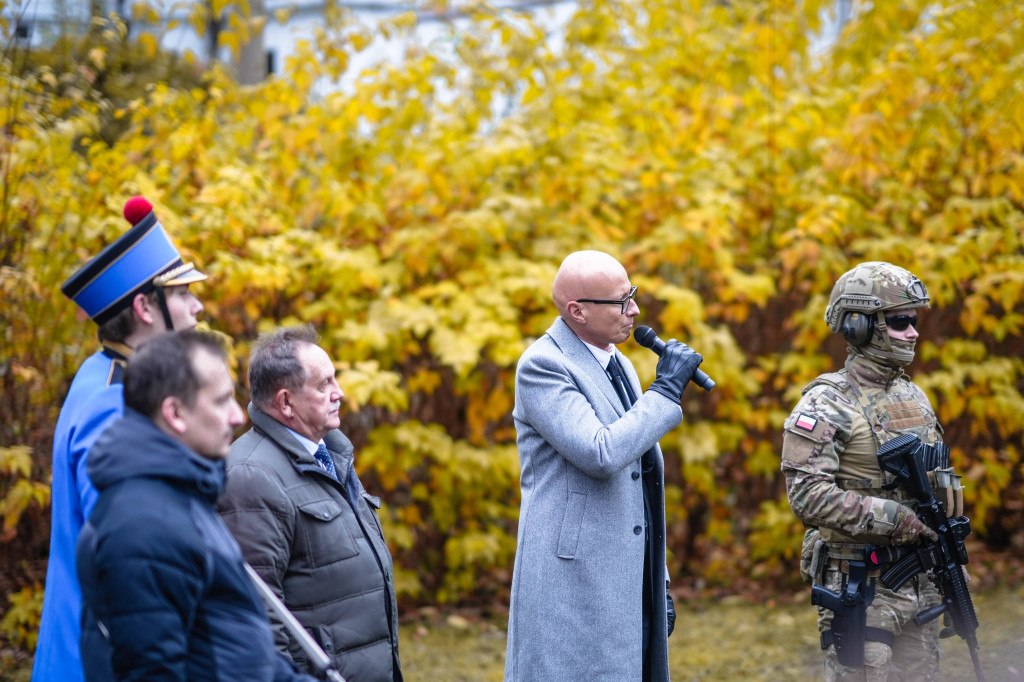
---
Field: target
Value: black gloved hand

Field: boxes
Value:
[648,340,703,402]
[666,582,676,638]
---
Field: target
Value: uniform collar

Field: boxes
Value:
[845,351,904,389]
[101,341,133,385]
[101,340,133,362]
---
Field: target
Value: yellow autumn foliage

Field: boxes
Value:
[1,0,1022,644]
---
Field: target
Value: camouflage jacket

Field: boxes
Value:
[781,353,943,550]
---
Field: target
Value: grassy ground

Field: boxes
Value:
[400,585,1024,681]
[4,585,1022,680]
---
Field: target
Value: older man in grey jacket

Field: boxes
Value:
[505,251,704,681]
[218,325,402,682]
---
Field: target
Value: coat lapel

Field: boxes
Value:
[546,317,626,416]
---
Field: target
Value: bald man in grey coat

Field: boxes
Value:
[504,251,704,681]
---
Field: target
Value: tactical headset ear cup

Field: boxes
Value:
[840,312,874,346]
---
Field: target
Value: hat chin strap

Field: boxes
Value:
[154,286,176,331]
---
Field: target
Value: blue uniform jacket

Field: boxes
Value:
[34,346,126,682]
[76,409,316,682]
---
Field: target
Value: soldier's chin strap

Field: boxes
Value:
[154,286,175,330]
[859,312,915,369]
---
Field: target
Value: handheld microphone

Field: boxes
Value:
[633,325,715,392]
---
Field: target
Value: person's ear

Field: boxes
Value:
[566,301,586,325]
[273,388,293,419]
[131,292,158,326]
[159,395,188,435]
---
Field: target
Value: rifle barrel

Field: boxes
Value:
[969,642,986,682]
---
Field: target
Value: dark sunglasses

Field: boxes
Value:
[885,313,919,331]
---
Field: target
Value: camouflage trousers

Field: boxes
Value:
[816,566,943,681]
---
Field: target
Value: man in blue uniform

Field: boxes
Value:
[32,197,207,682]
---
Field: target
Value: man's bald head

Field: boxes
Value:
[553,251,628,315]
[552,250,638,349]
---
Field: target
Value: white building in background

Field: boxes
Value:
[5,0,578,91]
[7,0,852,91]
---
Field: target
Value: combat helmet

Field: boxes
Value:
[824,261,930,366]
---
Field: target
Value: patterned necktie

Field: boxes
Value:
[314,442,338,481]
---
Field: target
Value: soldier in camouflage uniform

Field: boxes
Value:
[782,262,949,681]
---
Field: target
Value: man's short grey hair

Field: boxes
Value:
[248,324,320,410]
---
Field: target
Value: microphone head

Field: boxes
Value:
[633,325,656,348]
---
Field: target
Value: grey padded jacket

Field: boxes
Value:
[218,404,402,682]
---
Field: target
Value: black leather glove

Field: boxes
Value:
[648,340,703,402]
[666,582,676,638]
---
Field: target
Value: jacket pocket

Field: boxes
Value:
[556,491,587,559]
[297,498,360,565]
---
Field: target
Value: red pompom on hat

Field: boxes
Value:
[123,196,154,226]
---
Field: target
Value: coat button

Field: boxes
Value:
[634,525,642,535]
[632,471,640,480]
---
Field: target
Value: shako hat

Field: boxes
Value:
[61,196,207,325]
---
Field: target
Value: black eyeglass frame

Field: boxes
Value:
[884,313,919,331]
[576,286,638,315]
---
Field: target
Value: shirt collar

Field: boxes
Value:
[284,427,322,456]
[582,340,614,369]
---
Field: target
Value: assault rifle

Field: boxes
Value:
[867,433,984,682]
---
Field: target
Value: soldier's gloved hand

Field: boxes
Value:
[666,582,676,638]
[649,340,703,402]
[891,506,938,545]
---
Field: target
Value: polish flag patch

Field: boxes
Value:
[795,414,818,431]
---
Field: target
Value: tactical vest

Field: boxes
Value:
[804,369,943,555]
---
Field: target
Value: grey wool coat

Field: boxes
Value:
[217,405,402,682]
[504,317,683,681]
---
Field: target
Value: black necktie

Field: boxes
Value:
[607,356,633,410]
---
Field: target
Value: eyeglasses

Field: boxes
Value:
[885,313,919,331]
[576,286,638,315]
